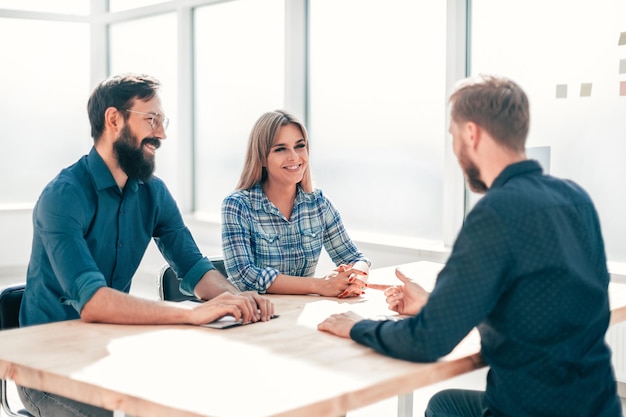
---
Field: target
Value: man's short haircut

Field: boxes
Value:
[449,74,530,152]
[87,73,161,140]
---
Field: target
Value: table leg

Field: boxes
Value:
[397,392,413,417]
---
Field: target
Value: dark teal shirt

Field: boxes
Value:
[351,160,621,417]
[20,147,214,326]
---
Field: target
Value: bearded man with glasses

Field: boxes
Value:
[17,73,274,417]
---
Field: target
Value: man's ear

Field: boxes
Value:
[104,107,123,133]
[465,122,482,151]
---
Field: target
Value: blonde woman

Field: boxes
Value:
[221,110,370,298]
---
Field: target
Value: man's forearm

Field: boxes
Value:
[81,287,191,324]
[194,269,239,300]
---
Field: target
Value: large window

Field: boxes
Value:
[0,18,90,204]
[4,0,626,266]
[309,0,448,241]
[194,0,285,215]
[471,0,626,262]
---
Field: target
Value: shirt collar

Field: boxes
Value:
[490,159,543,190]
[87,146,141,193]
[250,183,313,213]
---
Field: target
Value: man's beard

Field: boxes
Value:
[113,124,160,182]
[459,144,488,194]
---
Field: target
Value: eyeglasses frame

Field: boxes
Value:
[123,109,170,131]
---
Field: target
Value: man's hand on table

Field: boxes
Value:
[189,291,275,325]
[318,267,432,338]
[317,311,363,338]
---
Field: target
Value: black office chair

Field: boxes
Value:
[157,257,227,302]
[0,284,34,416]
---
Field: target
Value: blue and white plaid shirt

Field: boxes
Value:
[221,183,370,293]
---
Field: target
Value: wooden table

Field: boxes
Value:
[0,261,486,417]
[1,260,625,417]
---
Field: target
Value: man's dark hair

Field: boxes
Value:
[87,73,161,140]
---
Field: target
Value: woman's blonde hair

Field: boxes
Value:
[236,110,313,192]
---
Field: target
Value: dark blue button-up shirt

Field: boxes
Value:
[20,147,214,326]
[351,160,621,417]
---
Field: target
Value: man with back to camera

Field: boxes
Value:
[18,73,274,417]
[318,75,622,417]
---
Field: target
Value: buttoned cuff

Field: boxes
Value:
[179,257,215,296]
[64,271,108,314]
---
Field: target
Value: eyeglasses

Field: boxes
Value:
[124,109,170,131]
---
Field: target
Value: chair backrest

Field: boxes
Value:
[210,257,227,278]
[158,258,227,302]
[0,284,25,330]
[0,284,34,416]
